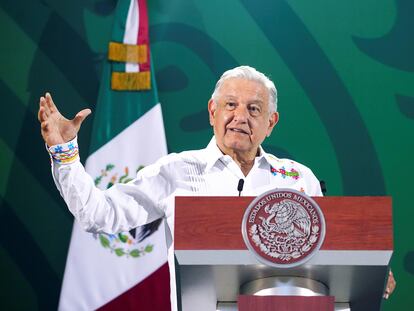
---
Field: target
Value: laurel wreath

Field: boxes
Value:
[250,224,319,261]
[98,233,154,258]
[94,163,153,259]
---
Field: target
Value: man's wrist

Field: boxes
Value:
[48,137,79,164]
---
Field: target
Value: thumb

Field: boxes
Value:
[73,108,92,128]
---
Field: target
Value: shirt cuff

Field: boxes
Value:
[47,137,79,164]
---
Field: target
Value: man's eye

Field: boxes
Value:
[249,106,261,115]
[226,102,236,109]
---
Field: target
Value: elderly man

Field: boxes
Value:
[38,66,393,310]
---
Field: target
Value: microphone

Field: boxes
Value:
[320,180,327,195]
[237,179,244,197]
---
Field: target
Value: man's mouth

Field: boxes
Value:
[228,128,249,135]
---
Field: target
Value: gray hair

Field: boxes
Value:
[211,65,278,113]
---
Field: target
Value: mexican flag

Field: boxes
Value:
[58,0,170,310]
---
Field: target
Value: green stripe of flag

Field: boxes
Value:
[89,57,159,155]
[111,0,132,42]
[88,0,159,155]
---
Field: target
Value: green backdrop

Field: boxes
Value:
[0,0,413,309]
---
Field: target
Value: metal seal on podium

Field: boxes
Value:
[241,189,326,268]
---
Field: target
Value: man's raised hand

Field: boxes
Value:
[38,92,91,146]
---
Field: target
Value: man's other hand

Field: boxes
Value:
[384,269,396,299]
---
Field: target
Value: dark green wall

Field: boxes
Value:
[0,0,413,309]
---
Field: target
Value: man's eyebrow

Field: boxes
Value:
[221,96,264,105]
[223,95,237,100]
[248,99,264,105]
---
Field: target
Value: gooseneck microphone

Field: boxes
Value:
[237,179,244,197]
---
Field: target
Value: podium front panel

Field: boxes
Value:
[175,196,393,311]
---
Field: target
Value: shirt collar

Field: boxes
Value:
[204,136,275,172]
[204,136,227,172]
[260,146,280,166]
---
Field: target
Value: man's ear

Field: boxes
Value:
[208,99,216,126]
[266,112,279,137]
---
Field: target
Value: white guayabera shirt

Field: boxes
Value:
[49,136,322,311]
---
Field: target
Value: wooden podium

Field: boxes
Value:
[174,196,393,311]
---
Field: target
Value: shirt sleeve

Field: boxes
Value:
[48,138,168,234]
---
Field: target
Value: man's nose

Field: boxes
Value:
[233,105,249,122]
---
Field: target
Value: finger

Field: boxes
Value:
[40,96,51,116]
[39,105,50,121]
[73,108,92,128]
[45,92,57,113]
[42,109,49,121]
[41,120,49,131]
[38,97,50,122]
[38,106,45,122]
[38,99,44,122]
[389,271,396,290]
[39,96,46,109]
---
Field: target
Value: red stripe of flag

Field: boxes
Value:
[97,263,171,311]
[137,0,150,71]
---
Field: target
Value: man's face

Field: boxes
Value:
[208,78,279,157]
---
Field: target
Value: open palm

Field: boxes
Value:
[38,93,91,146]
